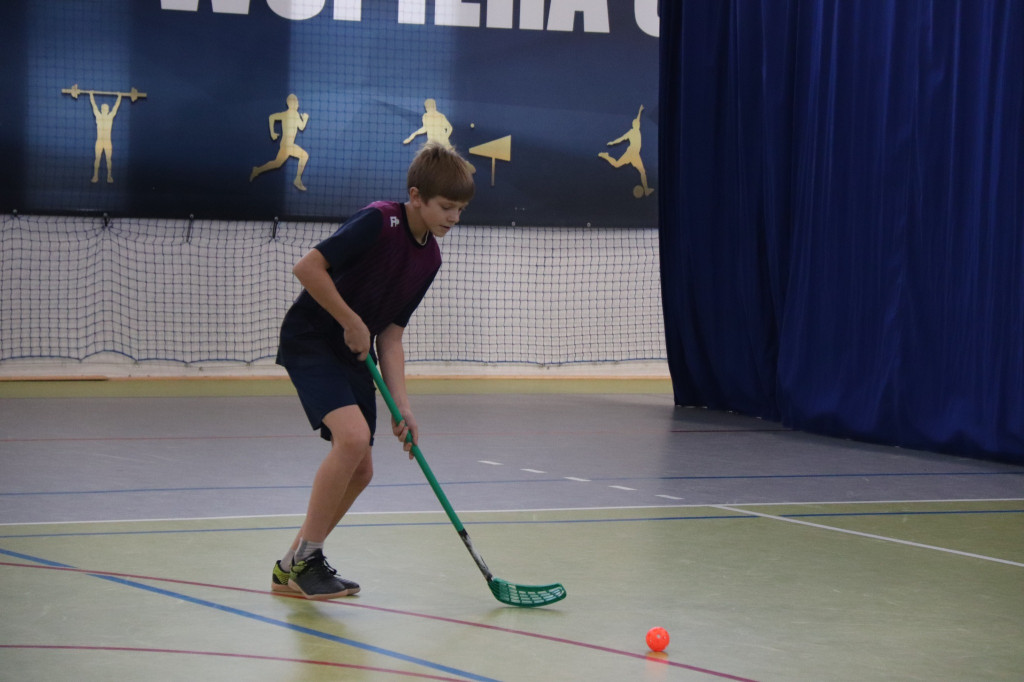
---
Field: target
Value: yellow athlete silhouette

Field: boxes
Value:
[61,84,146,185]
[404,98,453,146]
[404,98,475,173]
[598,105,654,198]
[89,93,122,184]
[250,94,311,191]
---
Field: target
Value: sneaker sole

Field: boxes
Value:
[271,581,301,595]
[291,584,356,600]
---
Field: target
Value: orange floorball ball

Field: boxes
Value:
[646,626,670,652]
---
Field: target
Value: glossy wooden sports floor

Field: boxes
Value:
[1,378,1022,681]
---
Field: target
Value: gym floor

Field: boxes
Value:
[1,378,1022,681]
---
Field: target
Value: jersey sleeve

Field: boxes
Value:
[314,208,383,271]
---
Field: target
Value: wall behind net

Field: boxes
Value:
[0,214,665,371]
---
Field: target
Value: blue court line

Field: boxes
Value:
[2,509,1021,540]
[0,517,745,540]
[1,470,1020,498]
[0,547,499,682]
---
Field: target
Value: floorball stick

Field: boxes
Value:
[364,355,566,607]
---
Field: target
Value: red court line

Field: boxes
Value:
[0,645,464,680]
[1,561,757,681]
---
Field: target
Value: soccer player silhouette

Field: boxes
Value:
[598,105,654,198]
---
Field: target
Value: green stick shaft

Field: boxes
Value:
[365,356,564,606]
[364,355,466,533]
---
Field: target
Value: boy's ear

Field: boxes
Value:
[408,187,423,205]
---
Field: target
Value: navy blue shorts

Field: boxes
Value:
[277,310,376,443]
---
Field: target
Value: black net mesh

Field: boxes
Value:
[1,214,665,366]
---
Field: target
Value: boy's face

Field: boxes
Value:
[411,191,468,239]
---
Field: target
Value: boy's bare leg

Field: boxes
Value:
[298,405,372,544]
[277,405,370,599]
[328,452,373,527]
[283,437,373,556]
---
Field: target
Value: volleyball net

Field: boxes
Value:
[0,214,666,373]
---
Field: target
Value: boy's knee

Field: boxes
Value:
[331,429,371,457]
[351,459,374,489]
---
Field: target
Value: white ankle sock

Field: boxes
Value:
[280,549,296,572]
[294,539,323,562]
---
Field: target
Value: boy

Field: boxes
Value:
[272,142,474,599]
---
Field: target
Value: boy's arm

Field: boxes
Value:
[377,323,417,455]
[291,248,370,357]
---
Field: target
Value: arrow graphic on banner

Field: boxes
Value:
[469,135,511,186]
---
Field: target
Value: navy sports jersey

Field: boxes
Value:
[275,201,441,441]
[279,200,441,363]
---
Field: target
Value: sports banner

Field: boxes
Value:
[0,1,659,226]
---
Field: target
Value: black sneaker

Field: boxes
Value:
[289,549,360,600]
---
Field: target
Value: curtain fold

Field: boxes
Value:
[659,0,1023,462]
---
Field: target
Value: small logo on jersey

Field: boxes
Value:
[390,217,401,227]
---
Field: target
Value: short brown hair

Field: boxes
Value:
[407,142,475,203]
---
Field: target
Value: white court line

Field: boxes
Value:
[477,460,503,466]
[715,497,1024,507]
[521,469,546,474]
[564,477,591,482]
[714,504,1024,568]
[609,485,637,491]
[6,499,1020,527]
[656,495,684,500]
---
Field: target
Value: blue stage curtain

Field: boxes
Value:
[659,1,1024,462]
